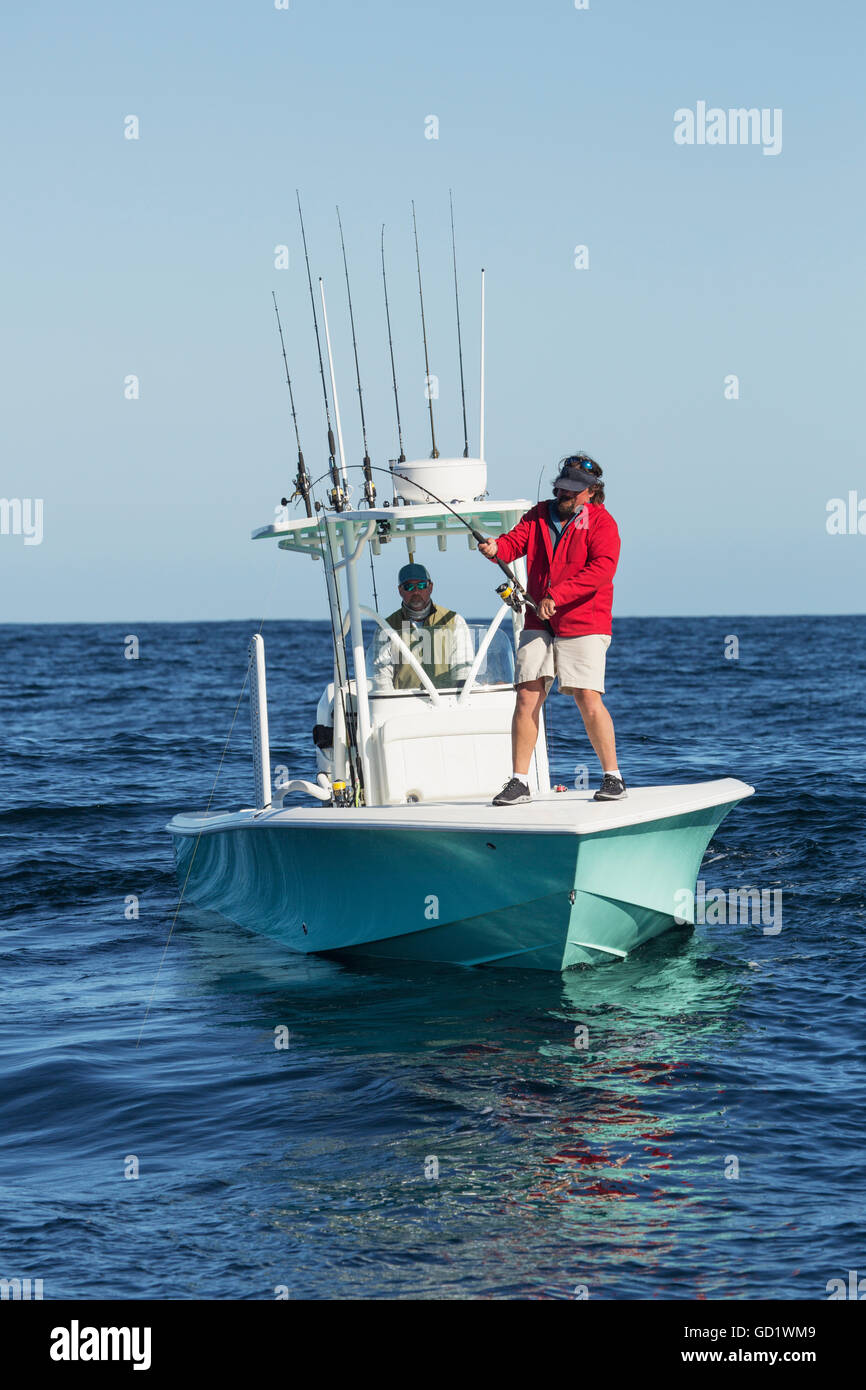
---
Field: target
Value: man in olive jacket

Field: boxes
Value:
[367,562,473,693]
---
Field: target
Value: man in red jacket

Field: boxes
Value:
[479,455,626,805]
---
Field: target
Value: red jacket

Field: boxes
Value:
[490,501,621,637]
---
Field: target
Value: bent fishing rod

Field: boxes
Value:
[283,462,551,630]
[387,469,551,629]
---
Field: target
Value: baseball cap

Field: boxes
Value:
[398,562,432,586]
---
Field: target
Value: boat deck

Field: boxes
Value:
[169,777,754,839]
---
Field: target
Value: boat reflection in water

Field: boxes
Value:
[502,943,750,1299]
[175,908,750,1298]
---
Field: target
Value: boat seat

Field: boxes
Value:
[370,698,540,805]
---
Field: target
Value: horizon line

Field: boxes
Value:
[2,611,864,627]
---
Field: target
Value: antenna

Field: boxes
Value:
[296,191,345,510]
[381,226,406,464]
[336,207,375,507]
[449,191,470,458]
[411,200,439,459]
[271,292,312,518]
[479,267,486,463]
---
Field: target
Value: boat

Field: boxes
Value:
[166,213,753,970]
[167,464,753,969]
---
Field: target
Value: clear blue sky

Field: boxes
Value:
[2,0,863,621]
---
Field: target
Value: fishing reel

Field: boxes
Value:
[496,580,524,613]
[330,780,354,808]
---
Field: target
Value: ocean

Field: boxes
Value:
[1,615,863,1299]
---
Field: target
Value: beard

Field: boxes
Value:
[403,597,433,621]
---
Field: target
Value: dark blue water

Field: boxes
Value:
[1,616,863,1299]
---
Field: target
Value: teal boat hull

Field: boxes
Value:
[168,787,750,969]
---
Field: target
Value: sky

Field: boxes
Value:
[1,0,864,622]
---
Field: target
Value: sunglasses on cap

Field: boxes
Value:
[399,579,430,592]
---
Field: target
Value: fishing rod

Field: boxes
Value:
[449,191,470,459]
[411,200,438,459]
[335,208,379,607]
[336,206,375,508]
[316,499,366,805]
[317,273,372,802]
[294,196,362,799]
[318,277,349,490]
[388,468,550,626]
[271,292,312,518]
[281,459,541,617]
[279,461,556,639]
[380,225,406,465]
[275,458,365,801]
[296,192,346,512]
[479,268,486,462]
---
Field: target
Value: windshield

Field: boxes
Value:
[463,623,515,686]
[365,617,514,696]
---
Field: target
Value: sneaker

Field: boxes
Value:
[492,777,531,807]
[593,774,628,802]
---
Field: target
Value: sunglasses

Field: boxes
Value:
[400,580,430,592]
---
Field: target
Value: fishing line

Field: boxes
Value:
[137,575,286,1047]
[141,474,370,1043]
[137,665,250,1046]
[368,547,379,612]
[288,462,546,624]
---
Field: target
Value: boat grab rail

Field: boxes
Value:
[358,606,442,705]
[270,772,332,809]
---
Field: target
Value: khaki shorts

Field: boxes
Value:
[515,630,611,694]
